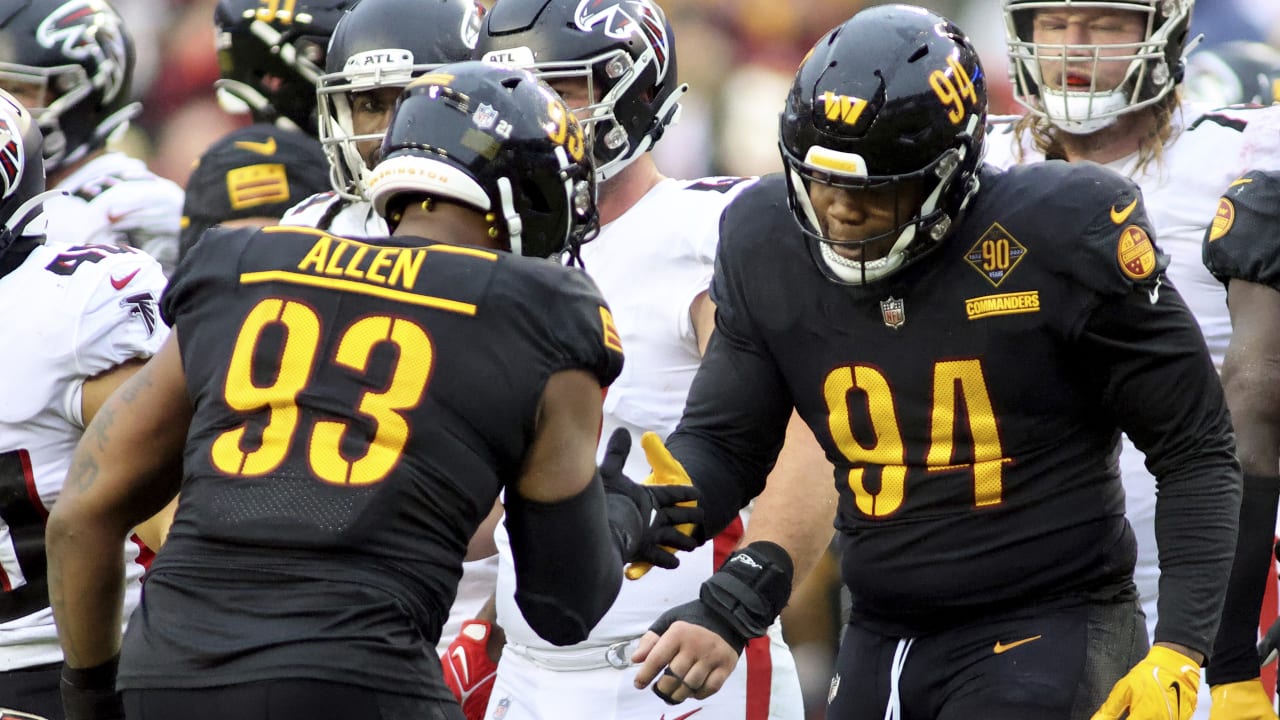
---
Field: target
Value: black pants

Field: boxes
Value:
[0,662,62,719]
[123,679,465,720]
[827,599,1148,720]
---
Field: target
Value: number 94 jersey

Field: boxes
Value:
[129,225,622,695]
[695,165,1233,641]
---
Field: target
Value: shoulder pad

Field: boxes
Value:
[1203,170,1280,289]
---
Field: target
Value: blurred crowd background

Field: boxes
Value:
[99,0,1280,716]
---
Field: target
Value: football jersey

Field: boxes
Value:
[0,239,167,670]
[119,225,623,697]
[43,152,185,275]
[1203,169,1280,288]
[280,192,389,237]
[494,176,757,650]
[668,168,1237,651]
[984,102,1280,638]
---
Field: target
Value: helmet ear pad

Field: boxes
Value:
[777,5,986,286]
[367,61,599,260]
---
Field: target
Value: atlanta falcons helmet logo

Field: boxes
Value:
[573,0,671,79]
[0,100,25,202]
[36,0,129,103]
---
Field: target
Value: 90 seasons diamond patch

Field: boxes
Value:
[965,222,1027,287]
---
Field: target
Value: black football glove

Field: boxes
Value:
[600,428,703,569]
[60,656,124,720]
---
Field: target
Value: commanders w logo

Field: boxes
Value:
[574,0,671,79]
[821,92,868,127]
[36,0,129,103]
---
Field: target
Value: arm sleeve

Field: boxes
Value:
[503,473,622,646]
[1077,282,1241,656]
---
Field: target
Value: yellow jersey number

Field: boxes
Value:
[929,56,980,125]
[824,359,1008,517]
[211,298,433,486]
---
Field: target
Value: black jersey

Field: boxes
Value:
[1203,169,1280,290]
[119,225,623,696]
[668,166,1238,650]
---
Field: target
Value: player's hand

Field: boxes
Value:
[441,620,500,720]
[632,616,741,705]
[1092,645,1201,719]
[60,657,124,720]
[1209,680,1279,720]
[600,429,703,569]
[625,431,701,579]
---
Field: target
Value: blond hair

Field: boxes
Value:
[1011,91,1181,175]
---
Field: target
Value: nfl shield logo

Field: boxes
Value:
[880,296,905,329]
[473,103,499,130]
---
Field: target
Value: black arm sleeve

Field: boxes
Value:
[1078,282,1242,656]
[1207,473,1280,684]
[503,476,622,646]
[666,318,794,541]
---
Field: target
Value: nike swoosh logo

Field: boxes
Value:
[234,137,277,156]
[660,709,703,720]
[1110,198,1138,224]
[451,645,470,684]
[110,269,140,290]
[107,207,142,225]
[993,635,1043,654]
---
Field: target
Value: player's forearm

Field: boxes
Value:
[47,504,127,668]
[742,412,836,590]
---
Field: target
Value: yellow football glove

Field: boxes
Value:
[1209,679,1279,720]
[1092,646,1201,720]
[624,432,698,581]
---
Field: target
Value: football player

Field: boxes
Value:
[280,0,483,234]
[0,0,184,275]
[0,89,168,718]
[452,1,827,718]
[1202,171,1280,719]
[46,61,700,719]
[628,6,1240,720]
[992,1,1280,715]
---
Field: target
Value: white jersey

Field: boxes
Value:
[495,176,755,648]
[43,152,184,276]
[0,239,168,669]
[279,192,389,237]
[985,102,1280,641]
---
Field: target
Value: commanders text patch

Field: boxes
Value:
[965,223,1027,287]
[965,291,1040,320]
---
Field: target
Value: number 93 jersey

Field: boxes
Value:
[701,165,1231,641]
[0,240,167,669]
[125,225,622,696]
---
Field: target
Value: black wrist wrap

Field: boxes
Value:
[700,541,794,639]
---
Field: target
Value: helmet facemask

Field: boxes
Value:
[317,52,443,201]
[1005,0,1193,134]
[782,116,981,286]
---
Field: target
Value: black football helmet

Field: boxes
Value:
[367,60,598,260]
[1184,41,1280,107]
[779,5,986,286]
[1005,0,1195,133]
[474,0,685,182]
[0,0,139,172]
[214,0,356,135]
[0,89,51,261]
[317,0,483,200]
